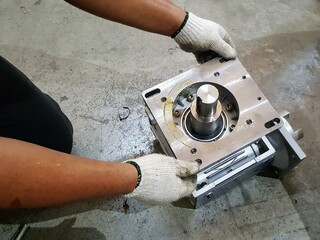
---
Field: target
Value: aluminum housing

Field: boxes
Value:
[142,58,305,208]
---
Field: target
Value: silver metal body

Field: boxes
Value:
[142,58,306,208]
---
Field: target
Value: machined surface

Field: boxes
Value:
[143,57,306,209]
[143,58,283,169]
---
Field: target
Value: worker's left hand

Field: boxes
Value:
[124,154,200,205]
[173,12,236,63]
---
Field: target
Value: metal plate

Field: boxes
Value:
[142,58,283,170]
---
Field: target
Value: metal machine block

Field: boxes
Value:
[142,58,306,208]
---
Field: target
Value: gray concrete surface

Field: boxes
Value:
[0,0,319,239]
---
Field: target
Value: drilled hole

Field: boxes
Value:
[206,193,213,199]
[242,75,247,79]
[191,148,197,154]
[246,119,253,125]
[226,104,233,111]
[161,97,167,102]
[195,159,202,164]
[257,97,262,100]
[187,95,194,102]
[229,124,236,132]
[173,110,181,117]
[214,72,220,77]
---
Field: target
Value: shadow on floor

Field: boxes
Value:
[22,218,106,240]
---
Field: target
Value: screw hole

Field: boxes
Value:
[195,159,202,164]
[191,148,197,154]
[206,193,213,199]
[246,119,253,125]
[187,95,194,102]
[173,110,181,117]
[242,75,247,79]
[161,97,167,102]
[257,97,262,100]
[214,72,220,77]
[226,104,233,111]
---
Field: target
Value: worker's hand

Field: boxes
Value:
[124,154,200,205]
[174,12,236,63]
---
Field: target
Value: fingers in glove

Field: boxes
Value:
[176,160,200,177]
[194,51,219,64]
[220,28,235,48]
[194,52,206,64]
[211,38,237,60]
[215,27,237,59]
[179,178,197,198]
[226,36,236,50]
[157,179,195,204]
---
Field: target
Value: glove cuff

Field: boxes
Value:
[171,11,189,38]
[125,161,142,188]
[173,12,205,46]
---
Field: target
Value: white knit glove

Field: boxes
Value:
[124,154,200,205]
[174,12,236,63]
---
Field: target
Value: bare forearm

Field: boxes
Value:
[65,0,185,36]
[0,137,137,208]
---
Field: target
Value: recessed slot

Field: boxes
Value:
[264,118,280,129]
[145,88,161,98]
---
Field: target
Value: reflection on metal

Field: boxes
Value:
[142,58,306,208]
[190,84,223,137]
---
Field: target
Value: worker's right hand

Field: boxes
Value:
[173,12,236,63]
[124,154,200,205]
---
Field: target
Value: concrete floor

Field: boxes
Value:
[0,0,319,239]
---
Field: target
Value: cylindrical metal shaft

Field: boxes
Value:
[196,85,219,117]
[190,84,222,136]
